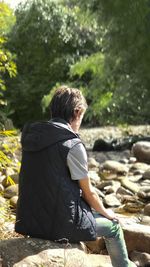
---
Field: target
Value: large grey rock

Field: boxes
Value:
[105,181,121,194]
[128,175,143,183]
[144,203,150,216]
[4,184,18,198]
[121,177,140,193]
[140,215,150,225]
[2,174,19,188]
[101,160,128,174]
[10,196,18,209]
[88,157,99,169]
[120,218,150,254]
[143,168,150,179]
[0,238,113,267]
[132,141,150,164]
[97,180,115,190]
[123,201,145,213]
[88,170,100,184]
[130,162,150,174]
[128,157,137,164]
[84,217,150,255]
[130,250,150,267]
[138,189,150,201]
[104,193,121,207]
[116,186,134,196]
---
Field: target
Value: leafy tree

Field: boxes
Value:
[69,0,150,125]
[0,2,16,129]
[6,0,99,127]
[70,52,113,125]
[0,2,15,35]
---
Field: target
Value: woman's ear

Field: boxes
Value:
[73,109,80,119]
[70,109,84,132]
[72,108,85,122]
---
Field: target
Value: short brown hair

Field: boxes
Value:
[49,86,87,122]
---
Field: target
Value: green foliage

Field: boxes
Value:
[71,53,104,77]
[68,0,150,125]
[0,37,17,91]
[0,2,15,35]
[0,129,19,172]
[6,0,99,127]
[41,83,61,113]
[0,150,12,169]
[70,52,114,124]
[4,0,150,126]
[0,3,16,128]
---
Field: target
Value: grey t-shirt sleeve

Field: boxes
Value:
[67,142,88,180]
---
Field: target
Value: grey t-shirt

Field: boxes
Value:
[67,142,88,180]
[51,119,88,181]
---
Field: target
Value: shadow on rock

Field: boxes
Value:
[0,237,84,267]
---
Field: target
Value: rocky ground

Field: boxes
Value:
[0,126,150,267]
[79,125,150,149]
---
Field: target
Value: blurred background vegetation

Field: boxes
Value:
[1,0,150,129]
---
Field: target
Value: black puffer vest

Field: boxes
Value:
[15,119,96,242]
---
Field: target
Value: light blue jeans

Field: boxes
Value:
[94,213,135,267]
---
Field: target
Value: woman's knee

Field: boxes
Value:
[109,221,124,239]
[96,217,122,239]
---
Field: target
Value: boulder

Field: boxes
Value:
[84,217,150,255]
[93,136,150,152]
[10,196,18,209]
[143,168,150,179]
[88,157,99,169]
[132,141,150,164]
[116,186,134,196]
[101,160,128,174]
[88,170,100,184]
[128,157,137,164]
[99,171,117,181]
[128,175,143,183]
[93,138,115,151]
[144,203,150,216]
[121,177,140,193]
[104,181,121,194]
[137,190,150,201]
[0,238,113,267]
[123,201,145,213]
[104,193,121,207]
[2,175,18,188]
[130,162,150,174]
[121,219,150,253]
[140,216,150,225]
[4,184,18,198]
[130,250,150,267]
[88,254,112,267]
[97,180,117,190]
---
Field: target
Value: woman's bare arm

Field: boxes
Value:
[79,177,118,220]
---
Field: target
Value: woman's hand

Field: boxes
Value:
[103,209,119,222]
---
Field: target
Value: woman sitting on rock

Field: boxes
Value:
[15,86,136,267]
